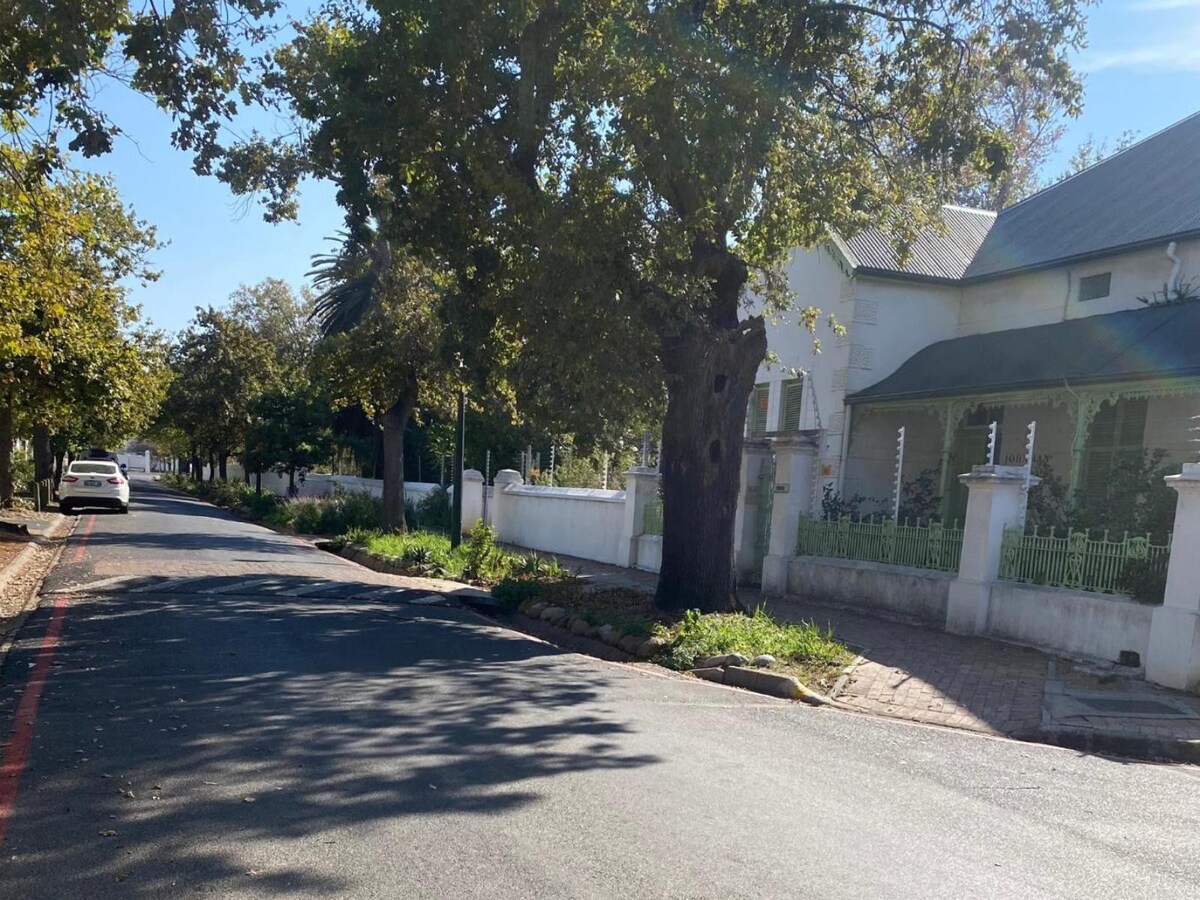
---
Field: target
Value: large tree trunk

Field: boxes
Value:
[207,451,216,482]
[31,423,53,508]
[0,393,13,508]
[218,452,228,481]
[380,375,419,533]
[655,251,769,613]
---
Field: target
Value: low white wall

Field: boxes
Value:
[636,535,662,573]
[786,556,952,623]
[986,582,1153,664]
[256,471,440,504]
[494,485,627,564]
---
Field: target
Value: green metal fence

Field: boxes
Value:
[999,527,1172,594]
[796,516,964,573]
[643,500,664,536]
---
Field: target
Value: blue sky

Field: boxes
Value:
[84,0,1200,334]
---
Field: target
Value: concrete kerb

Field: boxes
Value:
[1036,725,1200,766]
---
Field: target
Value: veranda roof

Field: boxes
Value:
[849,301,1200,404]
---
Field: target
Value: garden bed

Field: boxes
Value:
[508,585,852,694]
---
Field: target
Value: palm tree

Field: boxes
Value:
[309,229,420,532]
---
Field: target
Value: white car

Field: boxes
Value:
[59,460,130,514]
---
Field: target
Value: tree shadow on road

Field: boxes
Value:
[0,581,661,897]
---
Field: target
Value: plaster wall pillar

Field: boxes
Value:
[460,469,485,535]
[946,465,1035,635]
[617,466,660,568]
[1147,464,1200,690]
[490,469,523,543]
[761,434,820,595]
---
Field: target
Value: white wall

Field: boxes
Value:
[787,556,951,623]
[492,484,628,565]
[986,582,1153,664]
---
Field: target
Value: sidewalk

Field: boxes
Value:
[539,550,1200,762]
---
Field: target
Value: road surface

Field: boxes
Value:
[0,478,1197,898]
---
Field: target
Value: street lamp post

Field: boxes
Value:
[450,377,466,549]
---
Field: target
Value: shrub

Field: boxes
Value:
[412,487,451,532]
[1116,554,1170,605]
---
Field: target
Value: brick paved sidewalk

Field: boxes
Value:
[532,550,1200,754]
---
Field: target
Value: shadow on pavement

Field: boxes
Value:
[0,577,660,897]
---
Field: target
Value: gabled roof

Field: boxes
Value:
[848,300,1200,404]
[964,111,1200,279]
[843,205,996,282]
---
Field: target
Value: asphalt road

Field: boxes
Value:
[0,478,1198,899]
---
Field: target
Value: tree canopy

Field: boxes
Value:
[219,0,1088,610]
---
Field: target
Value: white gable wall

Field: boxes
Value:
[958,237,1200,335]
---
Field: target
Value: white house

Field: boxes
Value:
[751,110,1200,529]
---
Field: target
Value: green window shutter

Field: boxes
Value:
[747,384,769,437]
[781,377,804,431]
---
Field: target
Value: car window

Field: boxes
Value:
[69,462,119,475]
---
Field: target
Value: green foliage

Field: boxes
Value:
[1071,449,1178,541]
[1026,455,1072,532]
[409,487,451,533]
[353,527,534,586]
[821,483,879,521]
[273,490,382,535]
[655,607,851,673]
[897,468,942,523]
[1115,554,1170,606]
[491,556,583,612]
[1,0,280,182]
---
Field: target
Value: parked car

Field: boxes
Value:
[59,460,129,514]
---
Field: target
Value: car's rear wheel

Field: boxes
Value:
[60,501,73,515]
[118,503,129,514]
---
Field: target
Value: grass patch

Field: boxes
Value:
[348,526,561,588]
[655,607,853,690]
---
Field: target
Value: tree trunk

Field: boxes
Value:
[31,423,53,508]
[380,376,419,533]
[218,452,228,481]
[255,471,262,496]
[52,433,68,485]
[287,467,296,496]
[655,316,768,614]
[0,393,13,508]
[207,452,216,482]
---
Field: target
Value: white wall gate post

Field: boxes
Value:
[460,469,485,535]
[946,465,1035,635]
[490,469,523,543]
[1147,464,1200,690]
[761,433,820,595]
[618,466,660,568]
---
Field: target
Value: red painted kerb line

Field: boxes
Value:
[0,597,67,848]
[71,514,95,563]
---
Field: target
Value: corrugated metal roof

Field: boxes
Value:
[845,205,996,281]
[965,111,1200,279]
[848,301,1200,404]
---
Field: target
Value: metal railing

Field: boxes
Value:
[999,527,1172,594]
[643,500,664,536]
[796,515,964,573]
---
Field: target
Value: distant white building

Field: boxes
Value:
[751,109,1200,524]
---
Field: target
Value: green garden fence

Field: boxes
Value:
[999,526,1171,594]
[796,515,964,573]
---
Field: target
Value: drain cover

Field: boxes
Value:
[1081,697,1191,716]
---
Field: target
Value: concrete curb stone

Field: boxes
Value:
[1037,725,1200,765]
